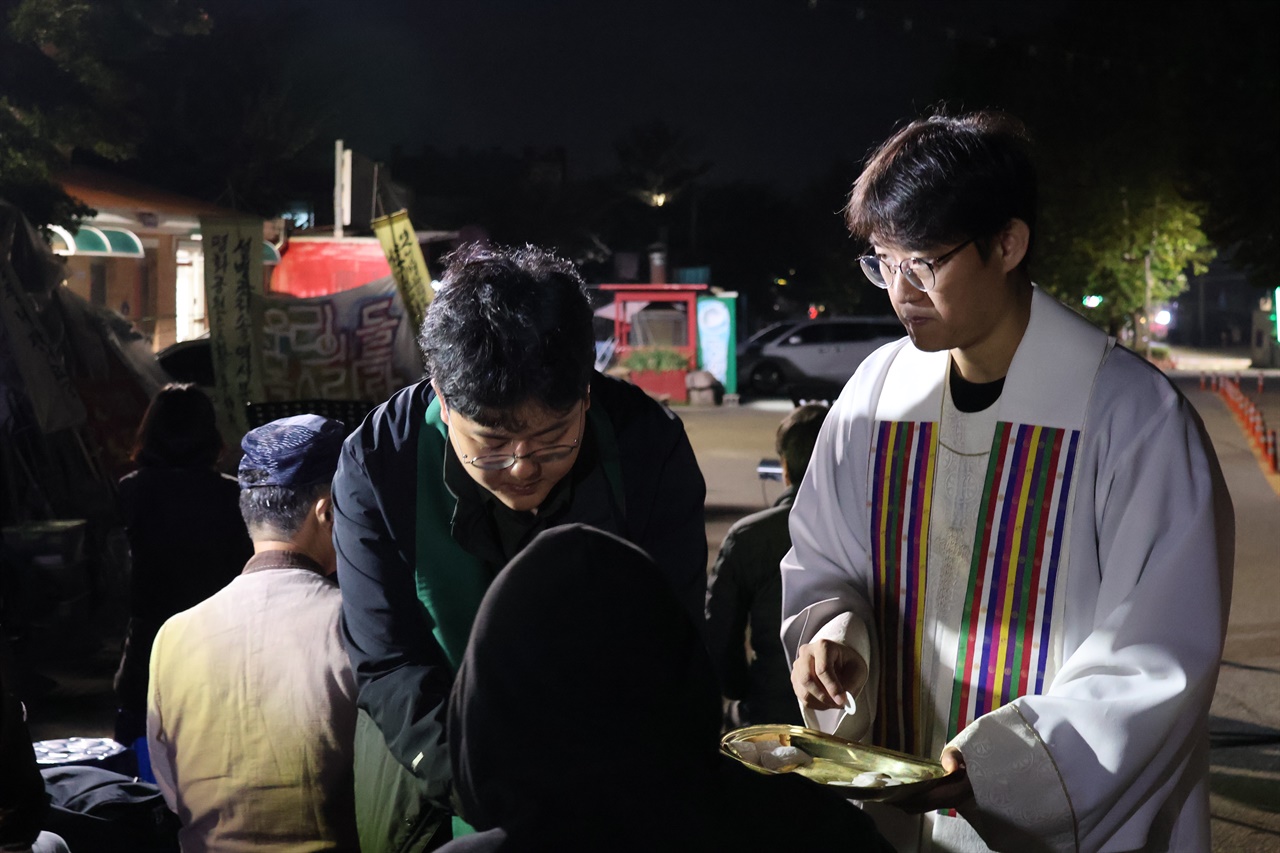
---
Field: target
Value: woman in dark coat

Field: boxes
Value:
[441,524,894,852]
[113,384,252,742]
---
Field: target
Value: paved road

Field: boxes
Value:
[681,399,793,566]
[682,377,1280,851]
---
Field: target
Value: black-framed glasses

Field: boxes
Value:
[857,238,975,293]
[458,407,586,471]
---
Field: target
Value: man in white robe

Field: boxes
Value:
[782,111,1234,852]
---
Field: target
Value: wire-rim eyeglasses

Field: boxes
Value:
[856,238,975,292]
[458,407,586,471]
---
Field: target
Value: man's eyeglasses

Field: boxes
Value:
[857,238,974,293]
[458,407,586,471]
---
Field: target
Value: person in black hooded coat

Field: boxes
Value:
[113,383,252,743]
[440,524,895,853]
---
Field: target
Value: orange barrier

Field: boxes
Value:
[1217,373,1247,427]
[1216,373,1277,476]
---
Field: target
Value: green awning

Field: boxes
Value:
[101,227,145,256]
[48,225,145,258]
[49,224,279,265]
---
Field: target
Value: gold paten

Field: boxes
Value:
[720,724,947,803]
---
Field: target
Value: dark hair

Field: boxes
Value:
[238,480,328,540]
[776,403,829,484]
[419,244,594,428]
[846,110,1036,267]
[131,383,223,469]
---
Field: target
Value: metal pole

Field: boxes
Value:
[333,140,345,239]
[1143,251,1153,361]
[1197,276,1206,347]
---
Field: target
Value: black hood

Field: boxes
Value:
[448,524,720,845]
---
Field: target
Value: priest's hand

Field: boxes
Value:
[889,746,975,814]
[791,640,867,710]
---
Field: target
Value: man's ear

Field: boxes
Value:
[998,219,1031,273]
[314,496,333,527]
[432,382,450,425]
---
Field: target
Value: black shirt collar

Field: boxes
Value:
[949,359,1005,414]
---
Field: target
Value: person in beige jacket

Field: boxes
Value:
[147,414,357,852]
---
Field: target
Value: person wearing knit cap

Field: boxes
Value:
[146,414,359,852]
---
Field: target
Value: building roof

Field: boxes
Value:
[56,165,239,219]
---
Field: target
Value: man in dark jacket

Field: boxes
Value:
[332,244,707,851]
[706,403,828,728]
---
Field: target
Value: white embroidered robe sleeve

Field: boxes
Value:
[954,350,1234,852]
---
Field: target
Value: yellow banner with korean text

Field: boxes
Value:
[372,209,432,332]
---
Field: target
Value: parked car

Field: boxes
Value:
[737,315,904,400]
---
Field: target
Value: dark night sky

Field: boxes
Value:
[283,0,1070,189]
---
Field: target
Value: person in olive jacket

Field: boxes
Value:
[707,402,829,728]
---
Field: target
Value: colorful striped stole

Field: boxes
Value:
[868,420,1080,754]
[869,420,937,754]
[948,422,1080,739]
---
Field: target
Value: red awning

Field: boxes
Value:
[269,237,392,298]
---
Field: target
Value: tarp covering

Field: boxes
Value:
[1,199,170,525]
[0,202,87,433]
[56,288,169,476]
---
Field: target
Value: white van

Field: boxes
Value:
[738,316,904,398]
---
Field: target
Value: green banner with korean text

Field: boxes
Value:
[201,216,265,441]
[372,209,432,332]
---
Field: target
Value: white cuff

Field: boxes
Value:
[951,703,1078,852]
